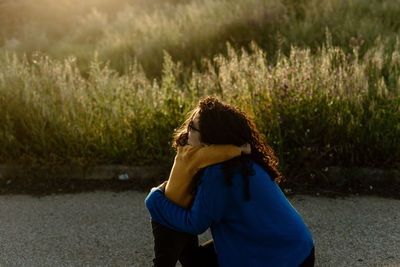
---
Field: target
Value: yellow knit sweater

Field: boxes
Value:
[164,144,241,208]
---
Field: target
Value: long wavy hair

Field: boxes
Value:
[173,96,283,200]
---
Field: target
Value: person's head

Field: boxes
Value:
[173,96,282,183]
[187,110,202,146]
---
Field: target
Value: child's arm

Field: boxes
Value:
[185,143,251,170]
[163,144,251,208]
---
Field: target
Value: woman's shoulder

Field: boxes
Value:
[203,158,267,178]
[202,157,261,175]
[202,162,224,175]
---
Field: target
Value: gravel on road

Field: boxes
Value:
[0,191,399,266]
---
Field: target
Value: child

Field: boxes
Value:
[151,143,251,267]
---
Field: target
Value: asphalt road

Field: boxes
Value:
[0,191,399,266]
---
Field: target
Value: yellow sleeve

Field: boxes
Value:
[186,144,241,170]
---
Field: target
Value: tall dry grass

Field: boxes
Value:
[1,0,399,78]
[1,37,399,177]
[0,0,399,182]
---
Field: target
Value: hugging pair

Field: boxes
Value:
[146,97,315,267]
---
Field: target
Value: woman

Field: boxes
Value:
[146,96,315,266]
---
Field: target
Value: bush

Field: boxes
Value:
[1,37,399,183]
[0,0,399,185]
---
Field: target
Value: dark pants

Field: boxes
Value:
[151,220,314,267]
[151,220,218,267]
[299,247,315,267]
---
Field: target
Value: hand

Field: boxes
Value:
[239,143,251,154]
[157,181,168,191]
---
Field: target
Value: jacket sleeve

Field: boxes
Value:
[145,165,228,235]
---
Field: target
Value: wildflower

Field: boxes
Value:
[306,91,311,95]
[306,129,310,133]
[351,36,356,41]
[346,53,352,59]
[357,33,362,38]
[356,46,360,50]
[349,44,353,48]
[267,104,271,107]
[323,167,329,172]
[268,65,273,69]
[361,40,365,44]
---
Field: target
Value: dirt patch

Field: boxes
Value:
[0,164,169,197]
[1,173,399,200]
[0,164,399,199]
[0,176,147,197]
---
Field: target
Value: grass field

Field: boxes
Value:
[0,0,399,185]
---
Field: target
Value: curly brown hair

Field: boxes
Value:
[173,96,283,199]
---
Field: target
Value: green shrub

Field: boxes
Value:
[0,52,188,167]
[1,38,399,182]
[0,0,399,184]
[186,39,400,179]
